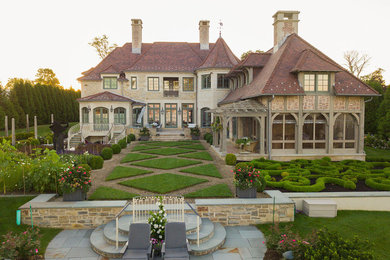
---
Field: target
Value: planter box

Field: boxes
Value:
[236,186,257,198]
[63,189,86,201]
[140,135,150,141]
[303,199,337,218]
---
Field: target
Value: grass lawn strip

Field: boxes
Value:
[131,158,201,170]
[141,147,194,156]
[139,141,195,147]
[119,173,208,193]
[180,164,222,178]
[257,210,390,260]
[178,151,213,161]
[184,184,233,198]
[121,153,157,163]
[106,166,153,181]
[0,196,61,255]
[178,144,206,150]
[132,145,161,151]
[89,186,138,200]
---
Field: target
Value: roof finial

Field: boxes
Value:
[218,20,223,38]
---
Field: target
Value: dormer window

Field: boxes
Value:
[103,77,118,89]
[303,73,329,92]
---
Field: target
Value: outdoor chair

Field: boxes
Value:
[162,222,191,260]
[121,223,152,260]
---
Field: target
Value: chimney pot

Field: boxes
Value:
[131,19,143,54]
[199,20,210,50]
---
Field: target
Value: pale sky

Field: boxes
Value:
[1,0,389,90]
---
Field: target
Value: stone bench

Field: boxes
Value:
[303,199,337,218]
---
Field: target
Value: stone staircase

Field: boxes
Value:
[68,133,82,148]
[153,129,189,141]
[90,213,226,258]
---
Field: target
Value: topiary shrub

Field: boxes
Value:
[89,155,104,170]
[101,147,113,160]
[111,144,121,154]
[256,174,267,192]
[225,153,237,165]
[77,163,92,172]
[128,134,136,142]
[118,139,127,149]
[365,177,390,191]
[203,132,212,140]
[235,162,250,169]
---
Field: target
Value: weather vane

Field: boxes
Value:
[218,20,223,38]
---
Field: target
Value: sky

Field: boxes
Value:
[0,0,389,90]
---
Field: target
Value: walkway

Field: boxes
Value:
[45,226,266,260]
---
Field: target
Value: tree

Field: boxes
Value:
[89,34,118,59]
[343,50,371,77]
[241,49,264,60]
[35,68,60,87]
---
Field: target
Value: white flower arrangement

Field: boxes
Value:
[148,196,167,243]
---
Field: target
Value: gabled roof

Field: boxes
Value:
[77,91,140,103]
[220,33,379,104]
[197,38,240,70]
[241,52,271,68]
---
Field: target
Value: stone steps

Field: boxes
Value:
[90,215,226,258]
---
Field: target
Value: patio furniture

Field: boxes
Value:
[121,223,152,260]
[162,222,191,260]
[187,123,196,128]
[244,141,259,153]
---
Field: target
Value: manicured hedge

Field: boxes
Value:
[225,153,236,165]
[118,139,127,149]
[89,155,104,170]
[101,147,113,160]
[111,144,121,154]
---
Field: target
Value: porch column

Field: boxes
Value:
[260,116,265,154]
[297,96,303,154]
[358,110,365,154]
[221,116,229,153]
[129,103,133,127]
[212,115,217,147]
[328,97,335,154]
[229,117,233,140]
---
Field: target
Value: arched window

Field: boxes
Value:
[201,107,211,127]
[82,107,89,124]
[334,114,357,149]
[303,114,326,149]
[132,106,144,127]
[93,107,109,131]
[114,107,126,125]
[272,114,296,149]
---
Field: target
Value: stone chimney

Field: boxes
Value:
[199,20,210,50]
[131,19,143,54]
[273,11,300,50]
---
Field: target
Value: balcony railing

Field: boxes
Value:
[163,90,179,97]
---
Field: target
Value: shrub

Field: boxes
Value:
[281,172,289,178]
[28,137,40,146]
[78,163,92,172]
[235,162,250,169]
[89,155,104,170]
[58,164,92,193]
[257,174,267,192]
[118,139,127,149]
[100,147,113,160]
[0,227,41,259]
[111,144,121,154]
[140,127,150,137]
[365,177,390,191]
[233,165,264,190]
[225,153,237,165]
[15,132,34,141]
[128,134,136,141]
[203,132,212,140]
[190,126,201,137]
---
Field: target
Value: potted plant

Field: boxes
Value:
[148,197,167,257]
[59,165,91,201]
[235,137,251,150]
[233,165,263,198]
[190,126,201,140]
[139,127,151,141]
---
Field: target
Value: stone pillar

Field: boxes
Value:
[228,117,233,140]
[358,100,365,154]
[129,104,133,128]
[26,114,29,132]
[51,114,54,124]
[34,116,38,139]
[11,118,15,146]
[260,116,265,154]
[4,116,8,137]
[221,116,228,153]
[328,97,335,154]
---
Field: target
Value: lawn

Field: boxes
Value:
[184,184,233,198]
[141,147,194,155]
[178,144,206,150]
[120,153,157,163]
[131,158,201,170]
[105,166,153,181]
[89,187,138,200]
[139,141,196,147]
[132,145,161,151]
[178,151,213,161]
[365,146,390,161]
[119,173,208,193]
[257,210,390,260]
[0,122,77,137]
[180,164,222,178]
[0,196,62,255]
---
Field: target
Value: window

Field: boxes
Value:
[201,107,211,127]
[302,114,326,149]
[148,103,160,124]
[93,107,109,131]
[114,107,126,125]
[183,77,194,91]
[131,77,137,89]
[333,114,357,149]
[272,114,296,149]
[148,77,159,91]
[82,107,89,123]
[182,103,194,126]
[103,77,117,89]
[132,106,144,127]
[303,73,329,92]
[217,74,229,89]
[201,74,211,89]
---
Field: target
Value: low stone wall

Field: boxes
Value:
[195,191,295,226]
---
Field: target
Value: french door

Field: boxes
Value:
[165,103,177,128]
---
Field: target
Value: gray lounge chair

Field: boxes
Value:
[162,222,191,260]
[122,223,152,260]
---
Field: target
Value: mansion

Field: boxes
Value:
[75,11,378,161]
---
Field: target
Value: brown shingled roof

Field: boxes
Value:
[77,91,140,103]
[291,49,341,73]
[197,38,240,70]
